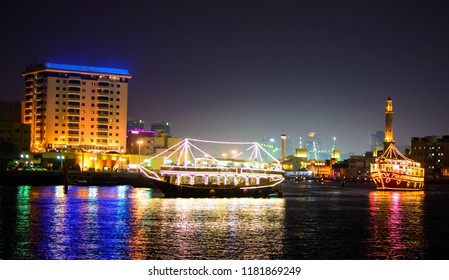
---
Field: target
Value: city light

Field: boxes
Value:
[45,63,131,76]
[56,155,65,169]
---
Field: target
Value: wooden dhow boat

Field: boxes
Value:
[370,98,424,191]
[370,143,424,191]
[136,138,285,197]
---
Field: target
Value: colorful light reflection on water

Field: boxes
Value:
[1,182,449,259]
[368,191,425,259]
[0,185,285,259]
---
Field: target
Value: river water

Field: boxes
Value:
[0,181,448,260]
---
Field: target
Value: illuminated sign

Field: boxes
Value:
[46,63,130,76]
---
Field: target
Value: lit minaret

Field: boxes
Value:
[383,97,395,151]
[281,132,287,160]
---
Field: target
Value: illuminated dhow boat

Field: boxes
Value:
[370,143,424,191]
[137,138,285,198]
[370,97,424,191]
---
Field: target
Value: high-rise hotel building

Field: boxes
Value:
[22,63,131,153]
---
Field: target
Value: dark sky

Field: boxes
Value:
[1,0,449,155]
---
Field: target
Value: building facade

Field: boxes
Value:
[22,63,131,153]
[150,121,171,135]
[0,101,30,153]
[127,119,145,131]
[410,135,449,179]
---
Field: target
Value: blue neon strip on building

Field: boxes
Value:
[46,63,130,76]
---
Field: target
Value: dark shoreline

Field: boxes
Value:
[0,170,158,187]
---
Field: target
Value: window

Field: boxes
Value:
[56,87,60,90]
[116,105,120,108]
[116,98,120,102]
[116,91,120,94]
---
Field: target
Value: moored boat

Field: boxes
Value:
[137,138,285,197]
[370,143,424,191]
[370,97,424,191]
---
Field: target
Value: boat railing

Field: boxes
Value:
[160,165,284,175]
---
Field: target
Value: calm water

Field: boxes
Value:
[1,181,448,260]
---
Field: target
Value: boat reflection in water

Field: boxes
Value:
[6,185,285,259]
[367,191,425,259]
[128,191,286,259]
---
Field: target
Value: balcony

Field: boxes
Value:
[68,86,80,92]
[68,130,79,135]
[67,101,80,108]
[97,89,109,95]
[97,117,109,123]
[97,103,109,109]
[68,94,80,100]
[68,116,80,122]
[68,109,80,115]
[97,125,108,131]
[97,110,109,116]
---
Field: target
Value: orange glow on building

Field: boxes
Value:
[21,63,131,153]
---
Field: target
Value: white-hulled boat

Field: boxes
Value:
[137,138,284,197]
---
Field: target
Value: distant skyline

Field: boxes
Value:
[1,0,448,155]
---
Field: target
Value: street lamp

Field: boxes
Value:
[20,153,29,167]
[56,155,65,170]
[137,140,143,163]
[119,157,125,170]
[89,157,97,171]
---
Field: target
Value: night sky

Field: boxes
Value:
[1,0,449,155]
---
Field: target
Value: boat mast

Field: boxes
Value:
[383,97,395,151]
